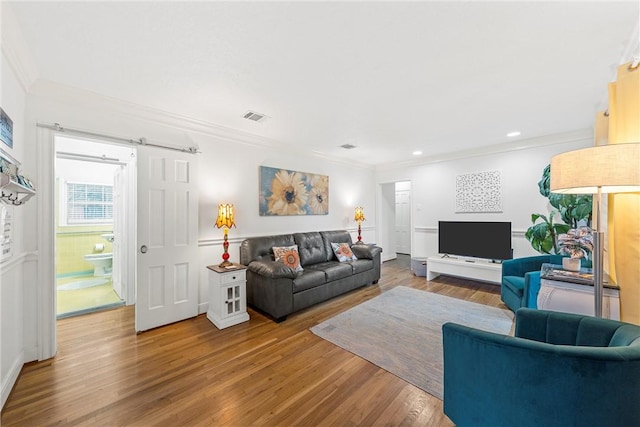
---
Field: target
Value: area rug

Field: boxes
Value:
[310,286,513,399]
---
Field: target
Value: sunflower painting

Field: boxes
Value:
[259,166,329,216]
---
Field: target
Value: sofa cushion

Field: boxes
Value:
[292,269,327,293]
[307,261,354,282]
[294,232,327,266]
[273,245,303,272]
[331,242,358,262]
[240,233,295,265]
[321,230,354,262]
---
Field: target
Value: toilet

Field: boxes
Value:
[84,253,113,277]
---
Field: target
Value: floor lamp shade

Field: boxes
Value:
[550,143,640,317]
[550,143,640,195]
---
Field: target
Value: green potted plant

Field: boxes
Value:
[526,165,593,255]
[557,226,594,271]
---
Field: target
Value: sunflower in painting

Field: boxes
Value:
[267,169,309,215]
[308,174,329,215]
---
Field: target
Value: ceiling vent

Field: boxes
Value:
[243,111,269,123]
[340,144,357,149]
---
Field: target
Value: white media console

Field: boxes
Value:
[426,256,502,285]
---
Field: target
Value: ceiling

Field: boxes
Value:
[6,1,640,166]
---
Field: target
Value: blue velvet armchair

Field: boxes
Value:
[500,255,564,312]
[442,308,640,427]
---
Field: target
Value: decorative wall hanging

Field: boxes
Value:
[1,205,13,260]
[259,166,329,216]
[0,108,13,149]
[455,170,502,213]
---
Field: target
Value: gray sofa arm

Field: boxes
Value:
[351,244,382,260]
[247,260,298,279]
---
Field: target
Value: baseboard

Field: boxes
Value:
[1,350,24,410]
[198,302,209,315]
[381,252,397,262]
[23,346,38,363]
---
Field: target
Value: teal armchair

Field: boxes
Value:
[501,255,564,311]
[442,308,640,427]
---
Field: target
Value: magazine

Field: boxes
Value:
[540,263,594,285]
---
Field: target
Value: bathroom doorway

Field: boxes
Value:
[54,136,135,318]
[377,180,413,262]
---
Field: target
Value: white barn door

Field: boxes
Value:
[135,146,199,332]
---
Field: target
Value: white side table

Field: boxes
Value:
[538,277,620,320]
[206,264,249,329]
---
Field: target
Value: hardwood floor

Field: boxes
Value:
[2,256,506,426]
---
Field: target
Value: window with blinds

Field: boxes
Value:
[66,182,113,224]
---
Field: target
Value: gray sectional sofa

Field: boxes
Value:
[239,230,382,321]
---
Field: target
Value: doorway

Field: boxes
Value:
[36,126,200,360]
[378,181,412,261]
[54,136,136,318]
[395,181,411,255]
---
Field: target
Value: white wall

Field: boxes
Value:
[24,79,377,322]
[0,49,32,408]
[376,133,594,260]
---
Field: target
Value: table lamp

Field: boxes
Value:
[215,203,236,267]
[550,142,640,317]
[354,206,365,245]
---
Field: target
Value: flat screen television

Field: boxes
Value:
[438,221,512,261]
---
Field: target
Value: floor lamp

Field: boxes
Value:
[550,143,640,317]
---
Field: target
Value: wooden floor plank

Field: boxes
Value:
[1,255,506,426]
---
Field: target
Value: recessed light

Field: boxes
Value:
[506,131,521,137]
[412,151,423,156]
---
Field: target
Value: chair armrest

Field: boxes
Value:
[522,271,541,308]
[351,244,382,260]
[247,260,297,279]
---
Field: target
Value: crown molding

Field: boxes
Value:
[29,80,376,170]
[375,128,593,173]
[1,3,39,92]
[310,149,374,170]
[29,79,281,149]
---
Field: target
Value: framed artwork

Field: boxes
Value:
[259,166,329,216]
[455,170,502,213]
[0,108,13,149]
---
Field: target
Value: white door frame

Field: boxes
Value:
[376,180,414,263]
[36,130,138,360]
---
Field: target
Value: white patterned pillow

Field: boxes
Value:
[331,242,358,262]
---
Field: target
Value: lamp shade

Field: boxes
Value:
[354,206,365,222]
[550,143,640,194]
[215,203,236,229]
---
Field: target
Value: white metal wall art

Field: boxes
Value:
[455,170,502,213]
